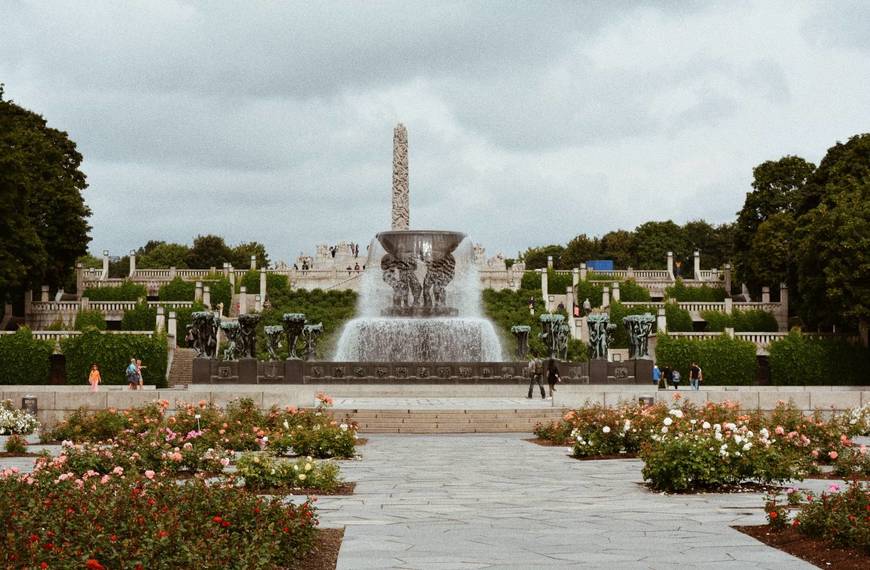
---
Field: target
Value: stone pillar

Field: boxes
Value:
[724,327,735,339]
[75,263,84,299]
[101,250,109,280]
[239,286,247,314]
[572,268,580,290]
[80,296,90,311]
[255,295,262,312]
[129,250,136,277]
[203,286,211,309]
[210,266,216,275]
[195,281,203,303]
[778,282,789,332]
[168,311,177,349]
[657,308,667,333]
[228,266,235,289]
[547,255,554,270]
[579,263,588,281]
[602,286,610,308]
[250,255,257,270]
[155,306,166,333]
[666,252,674,280]
[693,250,701,280]
[724,297,733,315]
[724,263,732,293]
[222,263,229,277]
[762,286,771,304]
[259,271,267,300]
[169,266,177,279]
[611,282,620,303]
[391,123,410,231]
[627,266,635,279]
[40,286,50,303]
[540,269,548,301]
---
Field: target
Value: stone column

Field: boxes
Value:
[155,306,166,333]
[195,281,203,303]
[693,250,701,280]
[572,268,580,290]
[611,282,620,303]
[75,263,84,299]
[168,311,177,349]
[761,286,771,303]
[657,307,667,333]
[724,327,735,339]
[169,266,177,279]
[101,250,109,280]
[80,296,90,311]
[239,286,247,314]
[129,250,136,277]
[255,295,262,312]
[724,263,732,293]
[228,266,235,289]
[547,255,553,270]
[391,123,410,231]
[724,297,733,315]
[778,282,789,332]
[602,286,610,308]
[250,255,257,270]
[540,269,548,302]
[203,286,211,309]
[259,271,267,300]
[222,263,229,277]
[579,263,587,281]
[666,251,674,280]
[627,266,635,279]
[40,286,49,303]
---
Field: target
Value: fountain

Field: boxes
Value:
[334,124,503,362]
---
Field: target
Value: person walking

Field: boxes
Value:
[652,364,661,387]
[527,356,546,399]
[672,368,681,390]
[689,362,702,390]
[660,364,672,390]
[546,358,561,400]
[88,364,102,392]
[125,358,139,390]
[136,359,146,390]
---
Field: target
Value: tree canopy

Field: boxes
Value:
[0,87,91,298]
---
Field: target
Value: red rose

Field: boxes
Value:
[212,516,222,523]
[769,511,778,519]
[86,560,106,570]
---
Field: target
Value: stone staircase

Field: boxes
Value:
[167,348,196,386]
[339,408,567,434]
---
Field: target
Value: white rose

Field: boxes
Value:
[669,409,684,419]
[663,417,673,426]
[602,426,611,434]
[661,426,669,433]
[702,422,711,429]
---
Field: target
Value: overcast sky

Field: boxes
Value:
[2,1,869,264]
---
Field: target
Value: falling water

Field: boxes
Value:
[333,236,503,362]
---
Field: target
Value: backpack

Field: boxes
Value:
[125,366,138,381]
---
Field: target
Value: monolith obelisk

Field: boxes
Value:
[391,123,409,230]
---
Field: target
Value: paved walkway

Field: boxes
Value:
[319,434,814,569]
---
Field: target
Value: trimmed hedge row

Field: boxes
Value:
[120,302,205,348]
[665,279,726,302]
[61,330,168,388]
[769,331,870,385]
[83,280,147,301]
[0,328,53,384]
[74,309,106,331]
[655,334,757,385]
[158,276,232,315]
[236,271,291,295]
[702,308,778,332]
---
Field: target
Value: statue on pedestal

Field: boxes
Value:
[264,325,283,361]
[588,314,616,360]
[302,323,323,360]
[539,314,565,359]
[623,313,655,359]
[220,321,241,361]
[510,325,531,360]
[282,313,306,360]
[237,314,260,358]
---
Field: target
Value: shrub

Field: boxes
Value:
[702,309,778,332]
[0,470,318,568]
[235,452,342,491]
[0,327,53,385]
[74,309,107,331]
[3,434,27,454]
[769,331,870,385]
[0,400,39,435]
[120,302,157,330]
[655,334,757,385]
[795,482,870,550]
[45,407,134,443]
[665,279,726,302]
[273,420,357,459]
[157,277,195,301]
[833,446,870,478]
[61,330,168,388]
[619,279,651,302]
[607,302,692,349]
[83,280,147,301]
[237,271,290,296]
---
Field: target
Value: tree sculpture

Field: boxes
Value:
[588,314,615,360]
[302,323,323,360]
[282,313,306,360]
[237,313,260,358]
[623,314,655,359]
[510,325,531,360]
[220,321,241,361]
[538,314,565,359]
[264,325,283,361]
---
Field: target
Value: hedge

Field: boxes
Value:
[702,309,778,332]
[74,310,107,331]
[769,331,870,386]
[120,302,205,348]
[608,302,692,348]
[665,279,726,302]
[618,279,652,302]
[157,277,195,301]
[157,276,231,315]
[655,334,757,385]
[82,280,147,301]
[0,328,53,385]
[61,330,168,388]
[237,271,291,296]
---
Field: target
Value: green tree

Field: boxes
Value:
[521,245,564,270]
[231,242,270,269]
[747,212,796,291]
[795,134,870,331]
[186,235,233,269]
[138,242,190,268]
[560,234,601,269]
[633,221,690,270]
[682,220,734,273]
[598,230,637,267]
[0,86,91,298]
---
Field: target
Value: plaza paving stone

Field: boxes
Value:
[317,434,815,569]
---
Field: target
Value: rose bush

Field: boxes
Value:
[235,452,342,492]
[0,399,39,435]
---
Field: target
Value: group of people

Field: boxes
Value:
[86,358,146,392]
[526,356,561,400]
[329,243,361,258]
[653,362,703,390]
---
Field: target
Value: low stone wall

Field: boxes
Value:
[3,384,867,428]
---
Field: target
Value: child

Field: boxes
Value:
[88,364,101,392]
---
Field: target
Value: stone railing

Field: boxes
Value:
[29,301,80,314]
[619,301,782,314]
[0,330,155,343]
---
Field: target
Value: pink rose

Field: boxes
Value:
[774,426,785,435]
[144,470,155,480]
[220,458,230,467]
[828,450,838,460]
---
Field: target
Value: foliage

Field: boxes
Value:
[61,330,168,388]
[793,482,870,550]
[0,327,53,385]
[654,334,757,385]
[0,88,91,297]
[0,399,40,435]
[633,221,692,270]
[186,234,234,268]
[768,331,870,385]
[231,241,270,269]
[46,407,136,442]
[665,279,726,301]
[607,302,692,348]
[236,452,342,491]
[74,309,106,331]
[136,241,190,269]
[83,280,147,301]
[520,244,565,270]
[258,288,357,358]
[3,434,27,454]
[568,403,668,458]
[204,275,233,315]
[701,308,779,332]
[237,270,291,296]
[0,468,318,569]
[560,234,600,269]
[618,279,651,302]
[272,418,358,459]
[833,446,870,478]
[157,277,195,301]
[120,302,157,331]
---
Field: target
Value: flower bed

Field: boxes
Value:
[0,399,39,435]
[0,467,318,568]
[235,452,349,494]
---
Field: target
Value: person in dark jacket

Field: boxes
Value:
[546,358,561,400]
